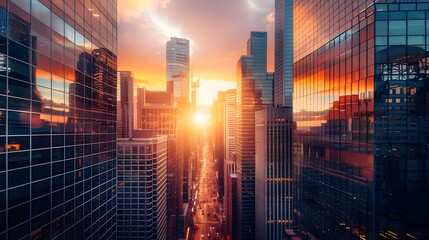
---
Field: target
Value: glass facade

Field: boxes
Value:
[117,71,133,138]
[274,0,293,108]
[0,0,118,239]
[117,135,167,240]
[293,1,429,239]
[166,37,190,105]
[236,31,272,240]
[255,107,293,240]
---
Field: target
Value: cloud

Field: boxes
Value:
[266,11,275,24]
[118,0,275,93]
[247,0,274,13]
[118,0,171,21]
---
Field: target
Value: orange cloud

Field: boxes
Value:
[118,0,171,21]
[118,0,274,105]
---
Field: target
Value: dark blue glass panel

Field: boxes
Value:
[8,168,29,187]
[31,178,50,199]
[8,184,29,208]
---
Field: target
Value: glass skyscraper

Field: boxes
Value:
[117,71,133,138]
[274,0,293,108]
[236,31,272,240]
[0,0,117,239]
[255,107,293,240]
[293,1,429,239]
[166,37,190,105]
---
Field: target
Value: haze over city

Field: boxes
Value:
[118,0,275,106]
[1,0,428,240]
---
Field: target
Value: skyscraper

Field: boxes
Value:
[213,91,226,200]
[255,107,293,239]
[225,89,236,160]
[1,0,117,239]
[274,0,293,107]
[118,71,134,138]
[117,130,167,240]
[293,1,429,239]
[226,173,239,240]
[166,37,190,105]
[236,31,272,239]
[166,37,192,214]
[253,1,295,239]
[136,89,181,239]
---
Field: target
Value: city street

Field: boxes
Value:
[191,140,223,240]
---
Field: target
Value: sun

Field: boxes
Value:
[193,112,210,126]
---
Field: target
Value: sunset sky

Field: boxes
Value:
[118,0,275,106]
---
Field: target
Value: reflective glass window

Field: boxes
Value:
[31,0,50,27]
[8,168,29,187]
[389,20,406,35]
[8,184,29,208]
[8,111,30,135]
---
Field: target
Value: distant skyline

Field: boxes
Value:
[118,0,274,105]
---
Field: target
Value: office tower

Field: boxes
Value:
[213,91,227,200]
[225,89,236,160]
[223,155,236,237]
[226,173,239,240]
[139,93,177,135]
[136,89,181,238]
[118,71,134,138]
[222,89,236,216]
[166,37,192,212]
[117,130,167,240]
[255,107,293,239]
[293,1,429,239]
[252,1,295,239]
[274,0,293,107]
[0,1,117,239]
[236,31,272,239]
[166,37,190,105]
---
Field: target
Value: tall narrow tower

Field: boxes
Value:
[274,0,293,107]
[236,31,272,239]
[118,71,134,138]
[166,37,190,105]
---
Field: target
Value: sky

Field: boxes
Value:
[118,0,275,106]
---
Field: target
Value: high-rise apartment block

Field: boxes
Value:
[117,131,167,240]
[293,1,429,239]
[1,0,118,239]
